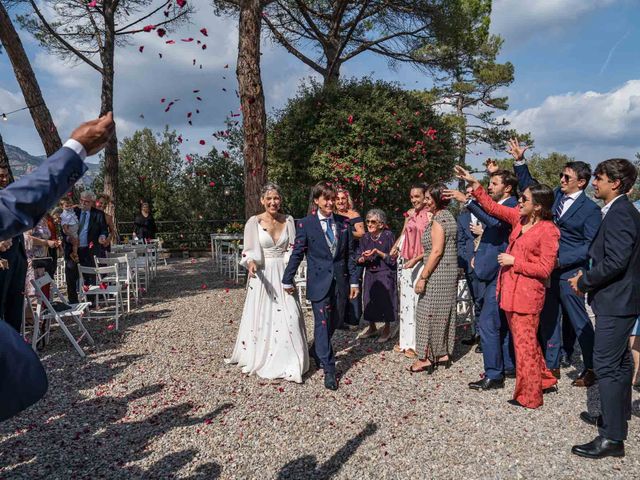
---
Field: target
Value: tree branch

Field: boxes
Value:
[116,10,190,35]
[27,0,103,73]
[263,14,324,74]
[115,0,171,33]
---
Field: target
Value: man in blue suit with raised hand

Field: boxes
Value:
[1,112,115,422]
[510,138,601,386]
[283,182,360,391]
[570,158,640,459]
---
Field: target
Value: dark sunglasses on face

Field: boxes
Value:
[559,173,575,182]
[366,220,379,224]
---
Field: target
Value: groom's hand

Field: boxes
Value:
[349,287,359,300]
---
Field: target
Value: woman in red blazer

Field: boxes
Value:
[447,166,560,409]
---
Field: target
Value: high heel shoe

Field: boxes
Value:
[407,362,436,374]
[543,384,559,394]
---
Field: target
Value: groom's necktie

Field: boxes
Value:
[322,218,336,245]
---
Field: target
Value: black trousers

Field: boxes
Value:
[593,314,636,441]
[64,247,94,304]
[0,248,27,332]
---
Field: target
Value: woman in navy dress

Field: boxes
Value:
[356,209,398,343]
[335,188,365,329]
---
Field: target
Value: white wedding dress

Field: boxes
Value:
[225,215,309,383]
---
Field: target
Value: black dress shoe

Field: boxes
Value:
[579,411,603,427]
[571,436,624,459]
[461,335,480,346]
[504,370,516,379]
[474,344,483,353]
[468,377,504,391]
[543,385,559,394]
[324,372,338,391]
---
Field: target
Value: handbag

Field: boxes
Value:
[31,256,53,271]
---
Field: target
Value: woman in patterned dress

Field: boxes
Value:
[410,183,459,373]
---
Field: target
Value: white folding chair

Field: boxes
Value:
[95,255,135,312]
[294,260,312,310]
[30,273,93,358]
[78,265,124,330]
[456,275,475,326]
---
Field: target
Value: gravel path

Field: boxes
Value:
[1,258,638,479]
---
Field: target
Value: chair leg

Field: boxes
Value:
[56,315,87,357]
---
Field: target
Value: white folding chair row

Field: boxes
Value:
[78,265,125,331]
[111,245,150,292]
[94,255,137,312]
[29,273,94,358]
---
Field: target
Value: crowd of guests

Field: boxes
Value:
[0,185,157,334]
[228,139,640,459]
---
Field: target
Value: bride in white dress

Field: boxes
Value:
[226,183,309,382]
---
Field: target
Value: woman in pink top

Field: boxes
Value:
[390,183,432,358]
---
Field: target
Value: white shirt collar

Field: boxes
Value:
[317,211,333,221]
[497,196,511,205]
[601,195,624,218]
[563,190,583,201]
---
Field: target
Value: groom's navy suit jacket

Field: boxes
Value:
[283,213,359,302]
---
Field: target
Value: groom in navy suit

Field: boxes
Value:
[283,182,360,390]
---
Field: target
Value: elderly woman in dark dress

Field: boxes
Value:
[356,209,398,343]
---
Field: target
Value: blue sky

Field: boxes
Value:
[1,0,639,169]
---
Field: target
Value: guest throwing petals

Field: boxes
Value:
[448,166,560,409]
[356,209,397,343]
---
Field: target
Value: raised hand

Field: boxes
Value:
[506,137,530,162]
[442,189,467,203]
[453,165,479,187]
[485,158,499,173]
[70,112,116,156]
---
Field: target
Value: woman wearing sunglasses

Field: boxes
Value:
[446,166,560,409]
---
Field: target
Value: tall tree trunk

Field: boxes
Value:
[323,41,342,86]
[100,3,119,229]
[0,131,15,183]
[237,0,267,218]
[456,93,467,191]
[0,1,61,156]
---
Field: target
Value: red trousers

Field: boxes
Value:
[506,311,557,409]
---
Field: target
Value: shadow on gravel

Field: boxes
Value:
[0,378,231,478]
[277,423,377,479]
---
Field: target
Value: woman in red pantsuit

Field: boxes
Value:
[447,166,560,409]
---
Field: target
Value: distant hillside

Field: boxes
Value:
[4,143,100,186]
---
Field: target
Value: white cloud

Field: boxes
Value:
[506,80,640,163]
[491,0,618,45]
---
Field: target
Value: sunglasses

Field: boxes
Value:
[365,220,379,224]
[559,173,576,182]
[519,195,531,203]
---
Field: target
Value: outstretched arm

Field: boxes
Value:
[282,220,307,289]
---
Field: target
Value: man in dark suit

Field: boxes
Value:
[510,139,601,386]
[64,190,108,304]
[455,169,518,390]
[457,186,483,347]
[0,112,115,422]
[283,182,360,391]
[0,166,27,332]
[569,158,640,459]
